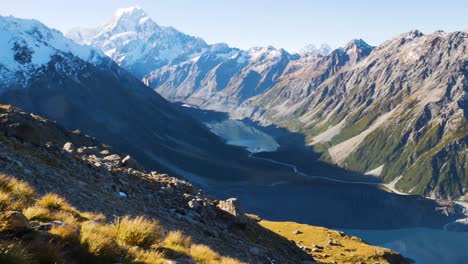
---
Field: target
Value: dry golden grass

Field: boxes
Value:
[219,257,245,264]
[38,193,72,210]
[79,211,106,222]
[51,210,80,226]
[127,247,166,264]
[114,216,161,247]
[80,221,119,257]
[48,225,79,243]
[164,230,192,248]
[259,220,401,264]
[0,191,13,210]
[23,205,51,222]
[189,244,221,264]
[0,175,245,264]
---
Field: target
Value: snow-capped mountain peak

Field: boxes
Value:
[0,15,104,86]
[67,7,209,78]
[300,43,331,55]
[101,6,159,37]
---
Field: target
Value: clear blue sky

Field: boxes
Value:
[1,0,467,52]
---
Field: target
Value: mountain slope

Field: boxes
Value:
[0,15,283,183]
[0,104,314,263]
[242,30,468,199]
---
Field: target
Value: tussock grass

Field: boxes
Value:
[127,247,166,264]
[0,174,245,264]
[22,205,51,222]
[189,244,221,264]
[80,221,119,257]
[38,193,72,210]
[164,230,192,248]
[114,216,161,247]
[48,225,79,243]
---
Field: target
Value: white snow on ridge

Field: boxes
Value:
[0,15,104,84]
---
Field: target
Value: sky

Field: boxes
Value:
[1,0,467,52]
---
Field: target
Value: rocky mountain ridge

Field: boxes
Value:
[77,8,468,199]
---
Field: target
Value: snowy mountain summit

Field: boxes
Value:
[0,15,104,87]
[67,6,209,78]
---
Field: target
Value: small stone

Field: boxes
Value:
[293,230,303,235]
[63,142,74,153]
[100,149,110,155]
[119,191,127,198]
[104,154,121,161]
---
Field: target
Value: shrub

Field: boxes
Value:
[38,193,71,210]
[114,216,161,247]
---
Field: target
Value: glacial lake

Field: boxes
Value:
[205,117,468,264]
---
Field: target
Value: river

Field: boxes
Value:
[204,117,468,264]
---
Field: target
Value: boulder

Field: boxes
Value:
[0,211,31,232]
[217,198,249,225]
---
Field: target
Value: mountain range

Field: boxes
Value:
[68,7,468,200]
[0,14,290,185]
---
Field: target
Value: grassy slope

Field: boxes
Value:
[258,219,409,264]
[0,174,243,264]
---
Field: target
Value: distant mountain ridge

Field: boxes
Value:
[69,7,468,200]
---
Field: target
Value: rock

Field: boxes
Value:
[121,155,140,169]
[63,142,75,153]
[100,149,110,155]
[188,199,200,210]
[293,230,303,235]
[0,211,31,232]
[103,154,121,162]
[249,246,260,255]
[217,198,249,225]
[119,191,127,198]
[77,146,99,155]
[6,123,40,146]
[36,220,69,231]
